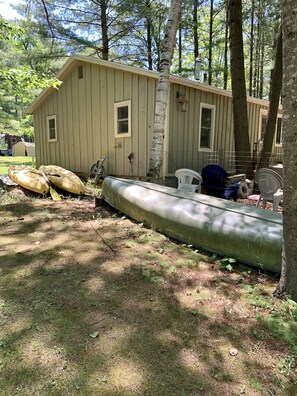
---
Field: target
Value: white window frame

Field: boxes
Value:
[47,115,57,142]
[198,103,215,152]
[275,115,283,147]
[114,100,131,138]
[259,109,282,147]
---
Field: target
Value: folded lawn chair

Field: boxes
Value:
[201,164,240,201]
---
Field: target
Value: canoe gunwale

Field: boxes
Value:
[102,176,282,273]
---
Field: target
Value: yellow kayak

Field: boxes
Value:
[39,165,84,195]
[8,166,49,195]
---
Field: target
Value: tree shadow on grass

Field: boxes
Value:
[0,200,296,396]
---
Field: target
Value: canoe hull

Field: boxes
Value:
[102,176,283,273]
[8,166,49,195]
[39,165,84,195]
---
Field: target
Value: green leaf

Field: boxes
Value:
[287,299,297,307]
[89,331,99,338]
[219,261,233,271]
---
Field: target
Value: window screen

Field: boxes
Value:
[199,106,214,150]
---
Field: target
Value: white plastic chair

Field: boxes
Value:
[255,168,283,212]
[175,168,202,193]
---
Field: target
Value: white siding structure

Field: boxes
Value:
[27,55,282,179]
[12,141,35,157]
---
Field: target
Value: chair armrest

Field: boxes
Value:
[226,183,240,190]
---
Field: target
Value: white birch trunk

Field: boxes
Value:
[146,0,182,183]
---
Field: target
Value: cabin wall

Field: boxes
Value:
[33,59,282,179]
[167,83,275,175]
[34,62,156,178]
[168,83,233,174]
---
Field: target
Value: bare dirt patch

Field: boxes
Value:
[0,189,295,396]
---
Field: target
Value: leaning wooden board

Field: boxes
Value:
[102,176,283,273]
[8,166,49,195]
[39,165,84,195]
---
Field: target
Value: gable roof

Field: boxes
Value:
[13,141,35,147]
[27,55,271,115]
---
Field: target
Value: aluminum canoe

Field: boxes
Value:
[102,176,283,273]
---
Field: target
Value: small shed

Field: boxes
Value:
[12,141,35,156]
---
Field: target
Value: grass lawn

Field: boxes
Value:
[0,156,34,174]
[0,187,296,395]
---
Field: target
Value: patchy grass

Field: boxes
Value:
[0,156,34,174]
[0,188,296,395]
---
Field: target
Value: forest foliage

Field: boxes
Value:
[0,0,281,140]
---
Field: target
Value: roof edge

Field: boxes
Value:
[169,75,276,107]
[27,55,276,114]
[26,55,160,114]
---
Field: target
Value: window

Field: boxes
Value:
[78,65,84,79]
[259,109,282,146]
[198,103,215,151]
[260,114,267,140]
[275,117,283,146]
[114,101,131,138]
[47,115,57,142]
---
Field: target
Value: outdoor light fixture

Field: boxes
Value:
[176,91,189,112]
[195,58,202,80]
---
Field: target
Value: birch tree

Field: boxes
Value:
[275,0,297,302]
[146,0,182,182]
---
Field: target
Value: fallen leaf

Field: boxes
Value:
[229,347,238,356]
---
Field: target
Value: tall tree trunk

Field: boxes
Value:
[259,15,265,99]
[178,25,182,74]
[228,0,252,177]
[223,10,228,90]
[146,0,153,70]
[275,0,297,302]
[249,0,255,96]
[208,0,214,85]
[257,29,282,170]
[147,0,181,182]
[253,6,260,97]
[156,15,163,71]
[193,0,199,60]
[100,0,109,60]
